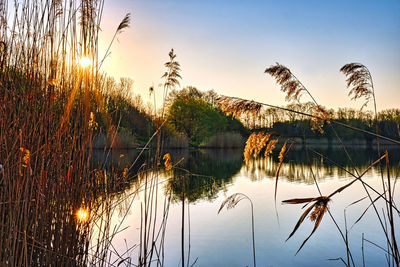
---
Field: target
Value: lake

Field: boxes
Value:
[90,146,399,267]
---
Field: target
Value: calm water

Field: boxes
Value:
[92,147,400,266]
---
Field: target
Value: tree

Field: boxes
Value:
[168,97,227,146]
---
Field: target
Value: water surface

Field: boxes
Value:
[93,147,400,266]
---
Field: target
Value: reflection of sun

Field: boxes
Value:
[76,208,89,222]
[79,56,91,68]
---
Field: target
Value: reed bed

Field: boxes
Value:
[0,0,137,265]
[0,1,183,265]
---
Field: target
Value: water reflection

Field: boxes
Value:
[166,149,243,203]
[163,146,399,201]
[86,146,399,266]
[99,146,399,266]
[92,146,399,205]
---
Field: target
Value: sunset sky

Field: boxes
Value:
[98,0,400,110]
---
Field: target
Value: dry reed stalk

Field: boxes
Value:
[218,193,256,267]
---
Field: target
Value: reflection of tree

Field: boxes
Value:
[166,149,244,203]
[243,146,400,183]
[102,146,400,202]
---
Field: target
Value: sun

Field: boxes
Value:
[76,207,89,222]
[79,56,92,68]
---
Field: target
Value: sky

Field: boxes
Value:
[98,0,400,111]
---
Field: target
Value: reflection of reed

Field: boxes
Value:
[85,165,173,266]
[243,156,334,184]
[0,172,98,265]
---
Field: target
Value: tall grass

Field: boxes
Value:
[0,0,135,264]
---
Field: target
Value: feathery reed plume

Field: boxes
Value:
[243,132,271,164]
[158,49,182,160]
[309,105,331,134]
[117,13,131,32]
[162,49,182,90]
[255,133,271,156]
[161,49,181,118]
[282,153,387,255]
[265,63,305,102]
[340,63,373,109]
[278,142,287,163]
[161,49,182,119]
[282,196,330,254]
[163,153,173,171]
[264,139,278,158]
[217,96,262,118]
[99,12,132,67]
[19,147,30,168]
[218,193,248,213]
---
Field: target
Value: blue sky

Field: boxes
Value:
[99,0,400,110]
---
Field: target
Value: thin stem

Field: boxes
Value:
[181,175,185,267]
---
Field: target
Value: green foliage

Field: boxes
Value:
[168,97,226,146]
[166,86,247,146]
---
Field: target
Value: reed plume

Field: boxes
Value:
[340,63,374,109]
[163,153,173,171]
[265,63,305,102]
[99,12,132,67]
[218,193,248,213]
[162,49,182,90]
[264,139,278,158]
[117,13,131,32]
[217,96,262,118]
[243,132,271,164]
[309,105,331,134]
[274,140,293,201]
[282,196,330,254]
[265,63,332,133]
